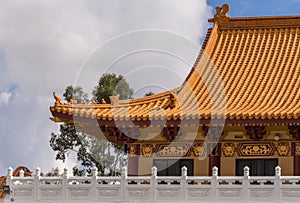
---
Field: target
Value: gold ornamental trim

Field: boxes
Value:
[277,143,290,156]
[238,143,274,156]
[128,144,137,156]
[157,144,189,157]
[192,143,205,157]
[222,143,235,157]
[141,144,154,157]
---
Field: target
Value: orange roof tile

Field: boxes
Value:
[50,5,300,126]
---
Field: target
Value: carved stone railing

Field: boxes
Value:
[3,166,300,202]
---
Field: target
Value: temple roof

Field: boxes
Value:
[50,4,300,126]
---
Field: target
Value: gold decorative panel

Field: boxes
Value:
[192,143,205,157]
[157,144,189,157]
[222,143,235,157]
[238,143,274,156]
[277,143,290,156]
[128,144,137,156]
[141,144,154,157]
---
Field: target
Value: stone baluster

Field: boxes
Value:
[180,166,187,200]
[121,167,127,200]
[211,166,218,201]
[274,166,281,202]
[19,169,24,177]
[34,167,41,201]
[62,168,68,201]
[91,167,98,201]
[5,167,13,201]
[243,166,250,201]
[7,167,13,186]
[275,166,281,177]
[151,166,157,201]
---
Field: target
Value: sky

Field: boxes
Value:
[1,0,300,175]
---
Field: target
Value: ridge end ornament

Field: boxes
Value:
[209,4,230,25]
[53,92,63,106]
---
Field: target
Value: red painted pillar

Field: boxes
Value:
[292,143,300,175]
[209,143,221,176]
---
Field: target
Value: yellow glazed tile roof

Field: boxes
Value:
[50,5,300,125]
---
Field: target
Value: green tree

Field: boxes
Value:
[45,167,60,177]
[50,75,132,176]
[144,91,154,96]
[63,86,88,103]
[92,73,133,103]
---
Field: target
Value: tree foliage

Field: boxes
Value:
[144,91,154,97]
[45,167,60,177]
[92,73,133,103]
[63,86,88,103]
[50,74,132,176]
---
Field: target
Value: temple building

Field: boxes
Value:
[50,5,300,177]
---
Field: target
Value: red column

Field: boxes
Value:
[292,143,300,175]
[127,156,139,176]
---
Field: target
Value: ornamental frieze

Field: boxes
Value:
[244,126,266,141]
[141,144,154,157]
[238,143,274,156]
[276,143,290,156]
[128,145,137,156]
[222,143,235,157]
[192,143,205,157]
[288,126,300,140]
[157,144,189,157]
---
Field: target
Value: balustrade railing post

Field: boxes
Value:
[34,167,41,201]
[6,167,13,186]
[19,169,24,178]
[90,167,98,201]
[151,166,157,201]
[121,167,127,201]
[180,166,187,200]
[243,166,250,201]
[211,166,218,201]
[6,167,13,201]
[274,166,281,202]
[62,168,68,201]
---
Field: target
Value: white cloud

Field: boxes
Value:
[0,0,212,175]
[0,92,12,105]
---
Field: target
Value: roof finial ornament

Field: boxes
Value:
[101,99,107,104]
[92,98,97,104]
[53,92,62,106]
[70,97,77,104]
[209,4,230,24]
[81,98,87,104]
[217,4,230,16]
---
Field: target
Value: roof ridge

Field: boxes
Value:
[209,4,300,29]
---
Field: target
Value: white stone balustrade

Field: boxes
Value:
[3,166,300,203]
